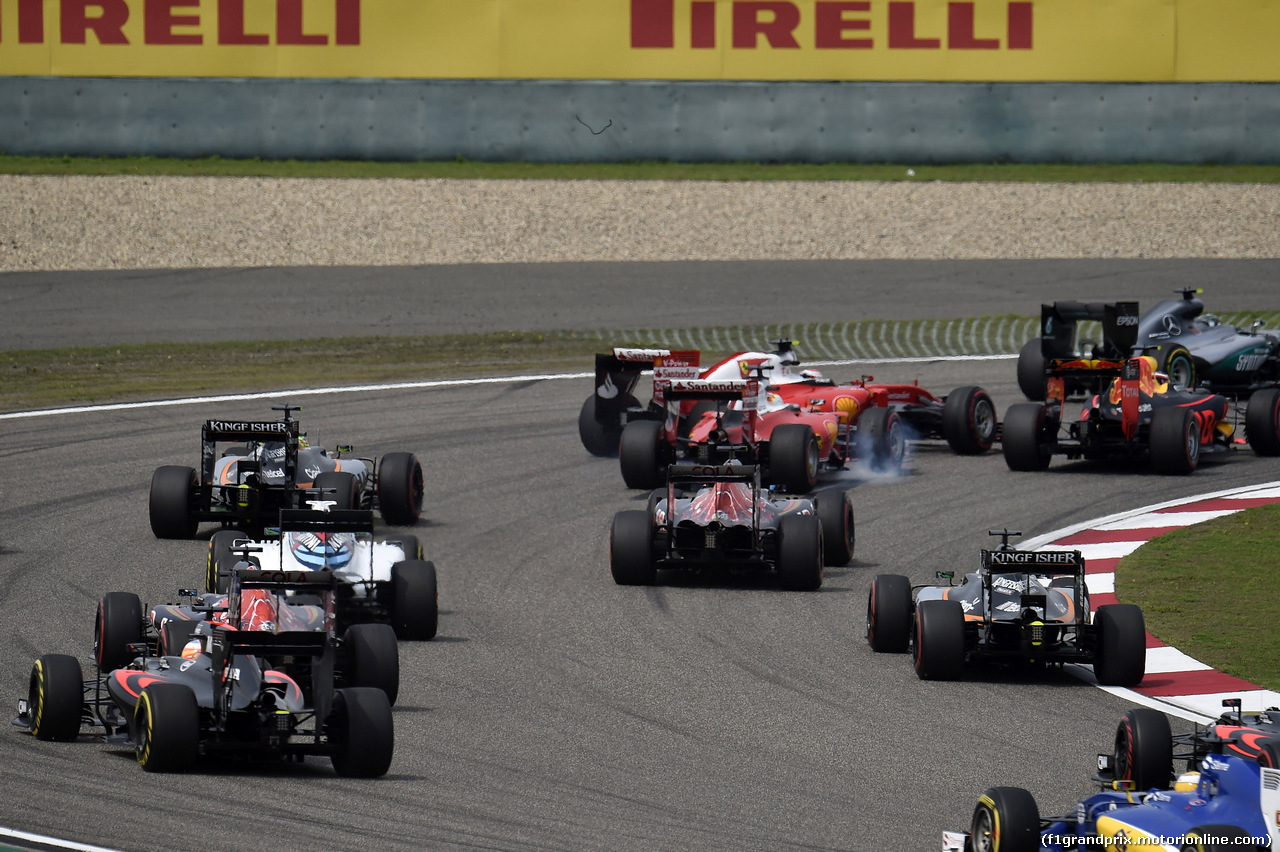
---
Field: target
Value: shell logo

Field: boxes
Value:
[834,395,859,417]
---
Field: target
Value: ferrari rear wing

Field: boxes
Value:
[663,379,758,404]
[589,348,700,430]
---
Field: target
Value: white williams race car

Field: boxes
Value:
[205,508,439,640]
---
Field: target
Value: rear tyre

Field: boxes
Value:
[390,560,438,641]
[329,687,394,778]
[344,623,401,705]
[942,386,997,455]
[314,471,359,510]
[95,592,144,673]
[970,787,1041,852]
[1094,604,1146,687]
[1002,403,1053,471]
[855,407,905,472]
[579,394,637,457]
[1016,339,1048,402]
[769,424,820,493]
[1246,387,1280,456]
[814,491,855,566]
[28,654,83,741]
[914,600,965,680]
[1258,739,1280,769]
[1156,343,1196,389]
[135,683,199,773]
[1149,406,1200,475]
[619,420,666,491]
[149,465,199,539]
[377,452,424,525]
[610,510,655,586]
[777,513,823,591]
[1113,708,1173,791]
[866,574,911,653]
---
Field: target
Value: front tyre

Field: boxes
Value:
[343,623,401,705]
[855,407,905,472]
[970,787,1041,852]
[314,471,359,510]
[1246,387,1280,456]
[1113,708,1172,791]
[1002,403,1053,471]
[1016,339,1048,402]
[942,386,997,455]
[95,592,144,673]
[1093,604,1146,687]
[1156,343,1196,389]
[329,687,394,778]
[814,490,855,566]
[28,654,83,741]
[377,452,424,526]
[768,423,820,493]
[389,559,438,641]
[149,465,199,539]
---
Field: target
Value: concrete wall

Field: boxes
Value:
[2,76,1277,163]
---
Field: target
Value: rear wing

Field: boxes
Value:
[981,548,1084,575]
[276,509,377,535]
[589,348,700,430]
[666,461,760,486]
[201,417,300,486]
[1040,301,1140,363]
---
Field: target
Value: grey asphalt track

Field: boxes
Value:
[2,263,1279,852]
[2,258,1278,349]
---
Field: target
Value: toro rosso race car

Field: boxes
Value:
[203,508,438,641]
[14,567,398,776]
[866,529,1146,686]
[1019,289,1280,401]
[609,461,855,591]
[944,702,1280,852]
[1002,304,1280,474]
[149,404,425,538]
[583,342,996,491]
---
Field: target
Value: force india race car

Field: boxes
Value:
[203,508,438,641]
[581,343,996,491]
[1002,303,1280,475]
[1018,288,1280,402]
[149,404,425,538]
[944,702,1280,852]
[866,529,1146,686]
[14,567,399,776]
[609,461,856,591]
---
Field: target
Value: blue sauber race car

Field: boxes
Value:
[945,702,1280,851]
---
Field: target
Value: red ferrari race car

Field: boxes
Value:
[1003,303,1280,474]
[579,342,997,491]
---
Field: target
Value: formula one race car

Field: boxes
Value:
[15,567,399,776]
[1003,307,1280,474]
[202,508,438,640]
[593,343,996,491]
[149,404,425,538]
[866,529,1146,686]
[580,344,997,488]
[943,702,1280,852]
[609,461,856,591]
[1018,289,1280,401]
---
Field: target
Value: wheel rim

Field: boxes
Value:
[971,807,996,852]
[28,666,43,731]
[973,399,996,442]
[1185,418,1200,464]
[136,704,150,765]
[887,419,905,463]
[1170,355,1193,388]
[805,439,820,483]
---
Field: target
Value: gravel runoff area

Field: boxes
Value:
[3,175,1279,271]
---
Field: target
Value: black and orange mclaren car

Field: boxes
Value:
[865,529,1146,686]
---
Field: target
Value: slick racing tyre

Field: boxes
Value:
[1149,406,1200,475]
[135,683,199,773]
[1113,708,1173,792]
[1002,403,1053,471]
[28,654,83,742]
[942,386,997,455]
[329,687,394,778]
[1179,825,1258,852]
[768,424,820,494]
[377,452,425,526]
[389,559,438,641]
[814,490,855,566]
[95,592,144,673]
[970,787,1041,852]
[854,407,905,473]
[149,465,199,539]
[1258,739,1280,769]
[913,600,964,680]
[579,394,637,458]
[619,420,667,491]
[777,513,822,591]
[1245,387,1280,456]
[314,471,360,510]
[866,574,911,653]
[1093,604,1146,687]
[610,510,656,586]
[343,623,401,705]
[1156,343,1196,390]
[383,534,424,563]
[1016,339,1048,402]
[206,529,245,594]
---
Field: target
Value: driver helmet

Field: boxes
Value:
[298,432,309,449]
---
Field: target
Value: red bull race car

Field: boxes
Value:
[149,403,425,538]
[581,342,996,491]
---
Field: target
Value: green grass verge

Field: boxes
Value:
[3,154,1280,182]
[1115,503,1280,693]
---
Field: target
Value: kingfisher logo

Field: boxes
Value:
[630,0,1032,51]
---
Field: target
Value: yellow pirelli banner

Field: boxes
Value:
[1,0,1277,81]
